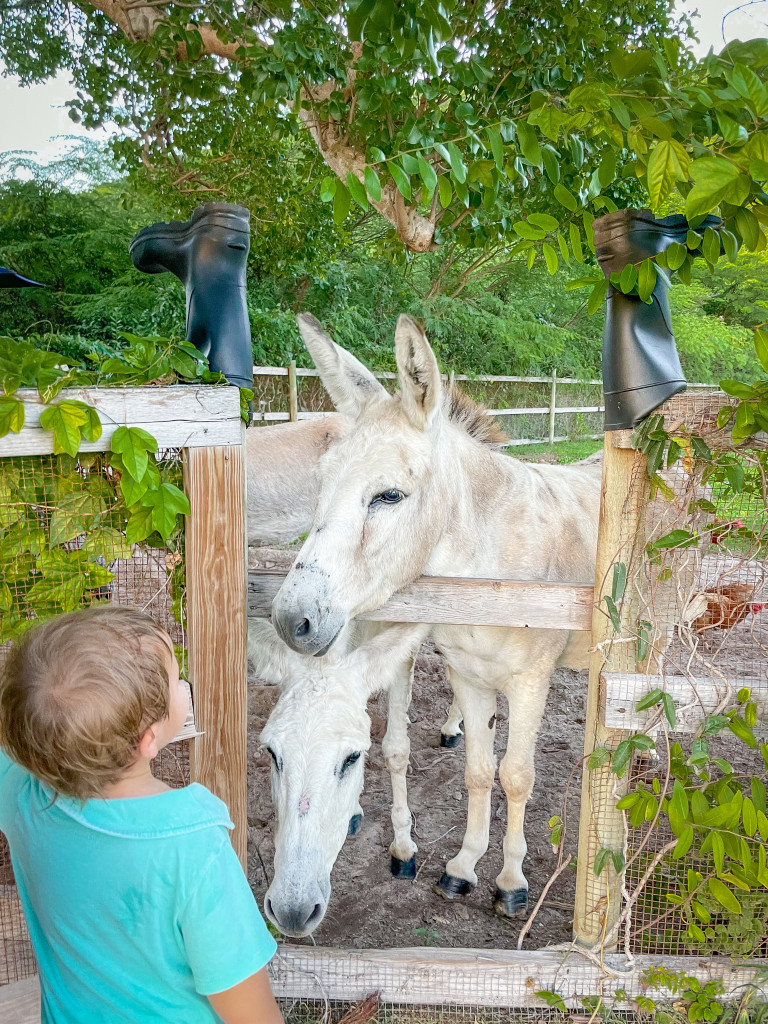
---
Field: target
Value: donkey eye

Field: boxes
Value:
[370,489,405,508]
[339,751,361,776]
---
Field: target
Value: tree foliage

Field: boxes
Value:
[3,0,768,277]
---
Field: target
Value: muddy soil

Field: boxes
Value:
[245,547,587,952]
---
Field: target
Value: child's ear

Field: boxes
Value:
[137,726,160,761]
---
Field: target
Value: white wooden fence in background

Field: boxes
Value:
[251,365,716,446]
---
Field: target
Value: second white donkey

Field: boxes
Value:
[248,617,428,938]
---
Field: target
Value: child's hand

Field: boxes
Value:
[208,966,283,1024]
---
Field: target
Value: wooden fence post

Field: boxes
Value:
[573,431,648,948]
[548,369,557,444]
[288,359,298,422]
[184,428,249,867]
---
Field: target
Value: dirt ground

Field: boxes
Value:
[245,549,587,952]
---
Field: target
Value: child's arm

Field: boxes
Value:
[208,966,283,1024]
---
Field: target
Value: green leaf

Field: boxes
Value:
[588,746,611,769]
[611,561,627,603]
[554,184,578,212]
[754,328,768,373]
[333,182,351,223]
[662,692,676,730]
[364,166,381,204]
[569,222,583,263]
[708,877,742,914]
[743,797,758,836]
[647,139,690,209]
[536,991,567,1012]
[528,213,559,231]
[557,232,569,261]
[636,687,664,711]
[125,504,155,545]
[513,220,546,240]
[445,142,467,184]
[712,831,725,875]
[611,740,633,778]
[388,162,412,201]
[728,716,757,748]
[702,226,721,266]
[637,259,657,302]
[653,528,697,549]
[110,425,158,482]
[736,206,760,250]
[139,481,190,542]
[516,121,542,168]
[587,278,609,315]
[665,241,688,270]
[39,400,90,457]
[542,243,558,275]
[418,155,438,198]
[604,595,621,632]
[0,396,24,437]
[437,174,452,209]
[486,126,504,171]
[685,157,750,220]
[673,826,694,859]
[341,173,365,211]
[81,526,133,562]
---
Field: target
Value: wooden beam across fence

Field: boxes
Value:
[248,565,595,631]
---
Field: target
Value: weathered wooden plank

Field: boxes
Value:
[602,672,768,733]
[0,976,40,1024]
[3,387,242,457]
[184,436,248,867]
[269,947,767,1008]
[9,950,767,1016]
[573,436,647,948]
[247,568,595,630]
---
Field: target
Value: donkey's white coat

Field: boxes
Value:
[249,618,427,937]
[272,315,602,907]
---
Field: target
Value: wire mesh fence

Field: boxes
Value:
[585,392,768,958]
[0,450,191,986]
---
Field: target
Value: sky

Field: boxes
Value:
[1,1,768,162]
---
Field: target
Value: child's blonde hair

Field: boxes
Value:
[0,605,172,801]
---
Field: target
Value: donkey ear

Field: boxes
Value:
[394,315,442,430]
[247,618,302,686]
[297,314,388,418]
[347,623,428,696]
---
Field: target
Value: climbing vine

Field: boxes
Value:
[0,333,253,645]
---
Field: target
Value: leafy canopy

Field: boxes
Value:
[4,0,768,270]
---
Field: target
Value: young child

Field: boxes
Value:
[0,604,283,1024]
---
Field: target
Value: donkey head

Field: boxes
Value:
[272,314,449,655]
[251,618,422,937]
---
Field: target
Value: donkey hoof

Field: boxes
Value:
[436,873,474,899]
[440,733,462,748]
[347,813,363,837]
[493,887,528,918]
[390,855,416,878]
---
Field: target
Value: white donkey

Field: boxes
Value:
[272,314,602,917]
[245,397,465,748]
[248,617,427,937]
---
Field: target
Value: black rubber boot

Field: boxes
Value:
[595,209,721,430]
[0,267,46,288]
[129,203,253,388]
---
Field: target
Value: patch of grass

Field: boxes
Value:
[507,438,604,463]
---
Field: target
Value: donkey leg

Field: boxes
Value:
[437,679,497,898]
[494,672,551,918]
[440,694,464,748]
[383,655,418,878]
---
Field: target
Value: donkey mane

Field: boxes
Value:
[444,384,509,446]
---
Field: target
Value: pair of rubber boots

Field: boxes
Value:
[595,209,721,430]
[129,203,253,389]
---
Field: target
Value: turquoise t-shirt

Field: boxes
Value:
[0,750,277,1024]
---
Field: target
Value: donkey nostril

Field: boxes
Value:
[294,618,311,638]
[307,903,323,927]
[264,896,274,920]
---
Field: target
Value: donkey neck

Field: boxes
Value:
[425,427,529,578]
